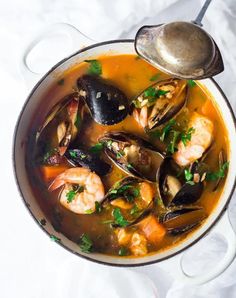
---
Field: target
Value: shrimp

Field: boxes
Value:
[133,106,148,128]
[49,167,105,214]
[173,112,213,167]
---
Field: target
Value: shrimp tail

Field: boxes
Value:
[48,174,65,191]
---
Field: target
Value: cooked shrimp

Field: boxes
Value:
[133,106,148,128]
[173,112,213,167]
[49,167,105,214]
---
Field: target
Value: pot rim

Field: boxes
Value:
[12,38,236,267]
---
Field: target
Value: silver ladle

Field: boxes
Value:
[135,0,223,79]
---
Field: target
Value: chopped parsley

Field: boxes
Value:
[85,209,94,214]
[180,127,195,146]
[66,185,84,203]
[106,140,113,149]
[110,184,140,203]
[69,150,78,158]
[79,234,93,253]
[113,208,129,227]
[74,114,81,129]
[95,201,102,213]
[184,168,193,182]
[118,247,128,256]
[116,151,125,159]
[50,235,61,242]
[187,80,196,87]
[155,197,165,208]
[160,119,177,142]
[167,130,180,154]
[43,148,57,163]
[130,204,139,215]
[206,162,229,181]
[90,142,104,154]
[85,59,102,76]
[150,73,160,82]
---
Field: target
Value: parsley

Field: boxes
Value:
[113,208,129,227]
[69,150,78,158]
[130,204,139,215]
[184,168,193,181]
[155,197,165,208]
[206,162,229,181]
[74,114,81,129]
[85,59,102,76]
[144,87,169,103]
[106,140,113,149]
[90,142,104,154]
[116,151,125,159]
[167,130,180,154]
[95,201,102,213]
[160,119,176,142]
[57,78,65,86]
[43,148,57,163]
[118,247,128,256]
[66,190,76,203]
[79,234,93,253]
[180,127,195,146]
[150,73,160,82]
[50,235,61,242]
[85,209,94,214]
[187,80,196,87]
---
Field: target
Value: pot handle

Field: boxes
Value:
[159,210,236,286]
[20,23,94,87]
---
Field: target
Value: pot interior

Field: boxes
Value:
[13,40,236,266]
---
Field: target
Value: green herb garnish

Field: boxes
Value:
[130,204,139,215]
[74,114,81,129]
[66,190,76,203]
[150,73,160,81]
[160,119,177,142]
[69,150,78,158]
[50,235,61,242]
[79,234,93,253]
[206,162,229,181]
[155,197,165,208]
[187,80,196,87]
[118,247,128,256]
[167,130,180,154]
[113,208,129,227]
[116,151,125,159]
[184,168,193,182]
[90,142,104,154]
[180,127,195,146]
[85,59,102,76]
[85,209,94,214]
[95,201,102,213]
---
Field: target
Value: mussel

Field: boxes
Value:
[36,92,83,157]
[157,157,204,207]
[131,79,188,130]
[162,207,207,235]
[77,75,129,125]
[65,148,111,176]
[100,132,164,182]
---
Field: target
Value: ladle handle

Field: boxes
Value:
[158,210,236,285]
[20,23,94,88]
[193,0,213,26]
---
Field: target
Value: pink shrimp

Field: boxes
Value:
[49,167,104,214]
[173,112,213,167]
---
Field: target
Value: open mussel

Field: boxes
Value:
[77,75,129,125]
[100,132,164,182]
[131,78,188,130]
[102,177,155,227]
[36,92,83,158]
[157,157,204,207]
[162,207,207,235]
[65,148,111,176]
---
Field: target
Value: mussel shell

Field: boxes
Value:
[77,75,129,125]
[132,79,188,130]
[157,157,203,207]
[65,148,111,176]
[162,207,206,235]
[100,132,164,182]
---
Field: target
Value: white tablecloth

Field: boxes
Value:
[1,0,236,297]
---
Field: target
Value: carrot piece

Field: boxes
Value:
[138,215,166,244]
[40,165,70,182]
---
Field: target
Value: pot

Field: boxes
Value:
[13,23,236,285]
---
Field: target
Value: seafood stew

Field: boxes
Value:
[26,54,229,257]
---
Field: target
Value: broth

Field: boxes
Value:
[26,54,229,257]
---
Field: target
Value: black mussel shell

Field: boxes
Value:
[66,148,111,176]
[100,132,164,182]
[157,157,203,207]
[77,75,129,125]
[162,207,206,235]
[131,79,188,130]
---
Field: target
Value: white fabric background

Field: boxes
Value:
[1,0,236,297]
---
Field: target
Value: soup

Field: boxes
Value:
[26,54,229,257]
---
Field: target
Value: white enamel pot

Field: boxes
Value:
[13,23,236,286]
